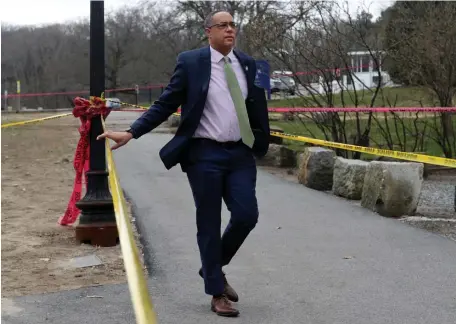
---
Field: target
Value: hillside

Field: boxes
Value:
[267,86,454,108]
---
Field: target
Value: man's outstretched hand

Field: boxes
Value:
[97,131,133,150]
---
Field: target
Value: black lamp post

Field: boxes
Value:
[75,0,118,247]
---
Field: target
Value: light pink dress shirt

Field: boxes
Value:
[193,46,248,142]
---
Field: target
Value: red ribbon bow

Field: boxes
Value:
[59,96,110,226]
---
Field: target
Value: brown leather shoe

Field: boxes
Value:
[199,269,239,302]
[211,295,240,317]
[223,276,239,302]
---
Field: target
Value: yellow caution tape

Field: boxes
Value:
[1,113,72,128]
[101,118,158,324]
[271,131,456,168]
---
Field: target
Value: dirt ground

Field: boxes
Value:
[1,113,145,298]
[1,112,66,123]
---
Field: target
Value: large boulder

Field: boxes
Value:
[269,126,284,145]
[167,114,180,127]
[296,152,306,169]
[290,151,307,176]
[361,161,424,217]
[298,147,336,191]
[374,153,431,178]
[268,113,282,121]
[332,158,369,200]
[256,144,296,167]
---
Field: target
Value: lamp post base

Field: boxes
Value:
[75,170,118,247]
[75,222,118,247]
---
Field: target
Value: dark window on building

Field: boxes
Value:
[362,56,370,72]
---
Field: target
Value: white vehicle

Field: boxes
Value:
[270,70,296,95]
[105,97,121,109]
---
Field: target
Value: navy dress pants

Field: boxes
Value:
[185,139,259,296]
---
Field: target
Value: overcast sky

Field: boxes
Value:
[1,0,394,26]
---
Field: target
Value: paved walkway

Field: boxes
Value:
[3,112,456,324]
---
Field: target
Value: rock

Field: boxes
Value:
[361,161,424,217]
[282,112,295,121]
[69,255,102,268]
[374,153,431,178]
[268,113,282,121]
[296,152,306,168]
[332,157,369,200]
[287,151,307,176]
[298,147,336,191]
[269,126,284,144]
[167,114,180,127]
[256,144,296,167]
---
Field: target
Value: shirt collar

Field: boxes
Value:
[210,46,235,63]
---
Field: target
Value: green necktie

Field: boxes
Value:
[223,57,255,148]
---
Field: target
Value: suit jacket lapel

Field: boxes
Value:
[199,46,211,96]
[233,49,254,95]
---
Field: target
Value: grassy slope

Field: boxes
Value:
[268,86,455,158]
[141,86,451,108]
[270,116,454,157]
[267,86,446,108]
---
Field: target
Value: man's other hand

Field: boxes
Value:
[97,131,133,150]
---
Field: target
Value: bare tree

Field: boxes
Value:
[384,1,456,157]
[248,1,388,158]
[1,23,89,108]
[105,5,147,92]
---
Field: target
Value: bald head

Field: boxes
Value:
[204,10,237,55]
[204,10,226,28]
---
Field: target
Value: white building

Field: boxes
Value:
[272,50,398,97]
[342,51,396,90]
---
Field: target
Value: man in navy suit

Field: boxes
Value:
[98,10,270,317]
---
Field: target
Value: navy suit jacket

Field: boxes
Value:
[129,46,270,171]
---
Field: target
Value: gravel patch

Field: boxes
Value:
[399,218,456,242]
[402,179,455,242]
